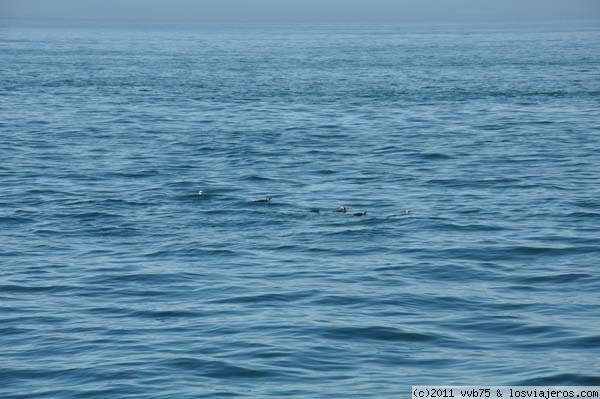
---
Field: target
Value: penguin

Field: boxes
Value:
[336,206,347,213]
[253,197,272,203]
[354,211,367,217]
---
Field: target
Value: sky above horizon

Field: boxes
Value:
[1,0,599,23]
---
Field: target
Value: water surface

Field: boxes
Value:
[1,20,600,398]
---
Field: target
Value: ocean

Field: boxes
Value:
[1,19,600,398]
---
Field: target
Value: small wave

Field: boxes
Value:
[144,248,240,258]
[568,211,600,218]
[87,226,142,237]
[314,169,337,175]
[244,175,276,182]
[427,221,507,232]
[574,199,600,209]
[131,309,206,319]
[310,295,369,307]
[210,292,312,305]
[159,358,275,379]
[565,335,600,349]
[371,145,400,154]
[0,215,34,224]
[107,170,160,178]
[0,327,31,336]
[24,188,78,196]
[503,285,543,292]
[0,284,79,294]
[64,198,150,207]
[428,245,600,263]
[419,152,453,160]
[321,325,438,343]
[456,319,564,337]
[0,367,79,381]
[516,373,600,385]
[67,211,124,220]
[512,246,599,256]
[84,272,198,287]
[519,273,593,284]
[323,228,375,237]
[33,228,70,236]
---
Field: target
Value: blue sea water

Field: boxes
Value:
[1,19,600,398]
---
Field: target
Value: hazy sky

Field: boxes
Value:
[1,0,599,23]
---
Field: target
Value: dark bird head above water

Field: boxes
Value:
[404,209,412,215]
[354,211,367,216]
[336,206,347,213]
[253,197,272,203]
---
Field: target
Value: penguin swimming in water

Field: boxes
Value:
[336,206,347,213]
[354,211,367,217]
[197,190,204,196]
[253,197,272,203]
[404,209,412,215]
